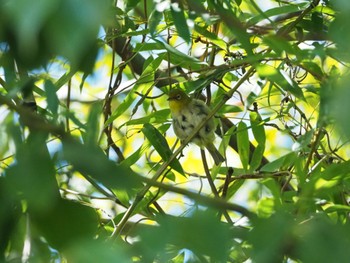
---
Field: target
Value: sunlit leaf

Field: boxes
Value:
[257,64,305,100]
[260,152,298,172]
[124,109,170,126]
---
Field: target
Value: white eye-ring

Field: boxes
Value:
[176,94,181,100]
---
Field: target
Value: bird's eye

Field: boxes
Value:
[176,94,181,100]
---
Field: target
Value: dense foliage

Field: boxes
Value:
[1,0,350,262]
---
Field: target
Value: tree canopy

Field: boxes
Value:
[1,0,350,262]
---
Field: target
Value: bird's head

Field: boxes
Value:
[167,89,191,113]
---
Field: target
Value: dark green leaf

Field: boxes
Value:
[139,211,231,261]
[237,121,250,171]
[250,144,265,172]
[142,123,184,175]
[31,199,98,250]
[149,10,163,37]
[171,5,191,43]
[83,102,102,146]
[6,132,59,211]
[44,80,59,116]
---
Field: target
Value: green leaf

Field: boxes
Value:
[155,40,207,70]
[31,198,98,250]
[121,144,149,167]
[247,4,305,26]
[44,79,59,116]
[6,132,59,211]
[142,123,184,175]
[104,91,136,127]
[250,144,265,172]
[83,102,102,146]
[124,109,170,126]
[249,111,266,146]
[256,64,305,100]
[325,205,350,213]
[237,121,250,171]
[207,0,253,55]
[249,111,266,171]
[170,5,191,43]
[149,10,163,37]
[194,25,227,50]
[105,55,165,128]
[139,210,231,261]
[126,0,141,12]
[63,140,142,195]
[260,152,298,172]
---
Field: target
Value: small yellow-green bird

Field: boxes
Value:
[168,88,225,165]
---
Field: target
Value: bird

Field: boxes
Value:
[167,88,225,165]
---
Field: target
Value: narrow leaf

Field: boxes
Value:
[170,5,191,43]
[237,121,250,171]
[142,123,184,175]
[44,80,60,116]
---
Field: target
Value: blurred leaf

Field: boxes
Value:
[263,35,300,57]
[83,102,102,146]
[0,178,21,258]
[138,210,231,261]
[256,197,275,218]
[325,204,350,213]
[237,121,250,171]
[330,74,350,138]
[249,211,295,263]
[0,0,110,70]
[63,140,142,195]
[320,161,350,180]
[171,5,191,43]
[44,79,59,117]
[142,123,184,175]
[295,216,350,262]
[6,132,59,211]
[65,239,131,263]
[31,199,98,250]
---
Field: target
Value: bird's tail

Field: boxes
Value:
[206,143,225,165]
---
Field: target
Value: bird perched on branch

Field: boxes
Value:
[168,88,225,165]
